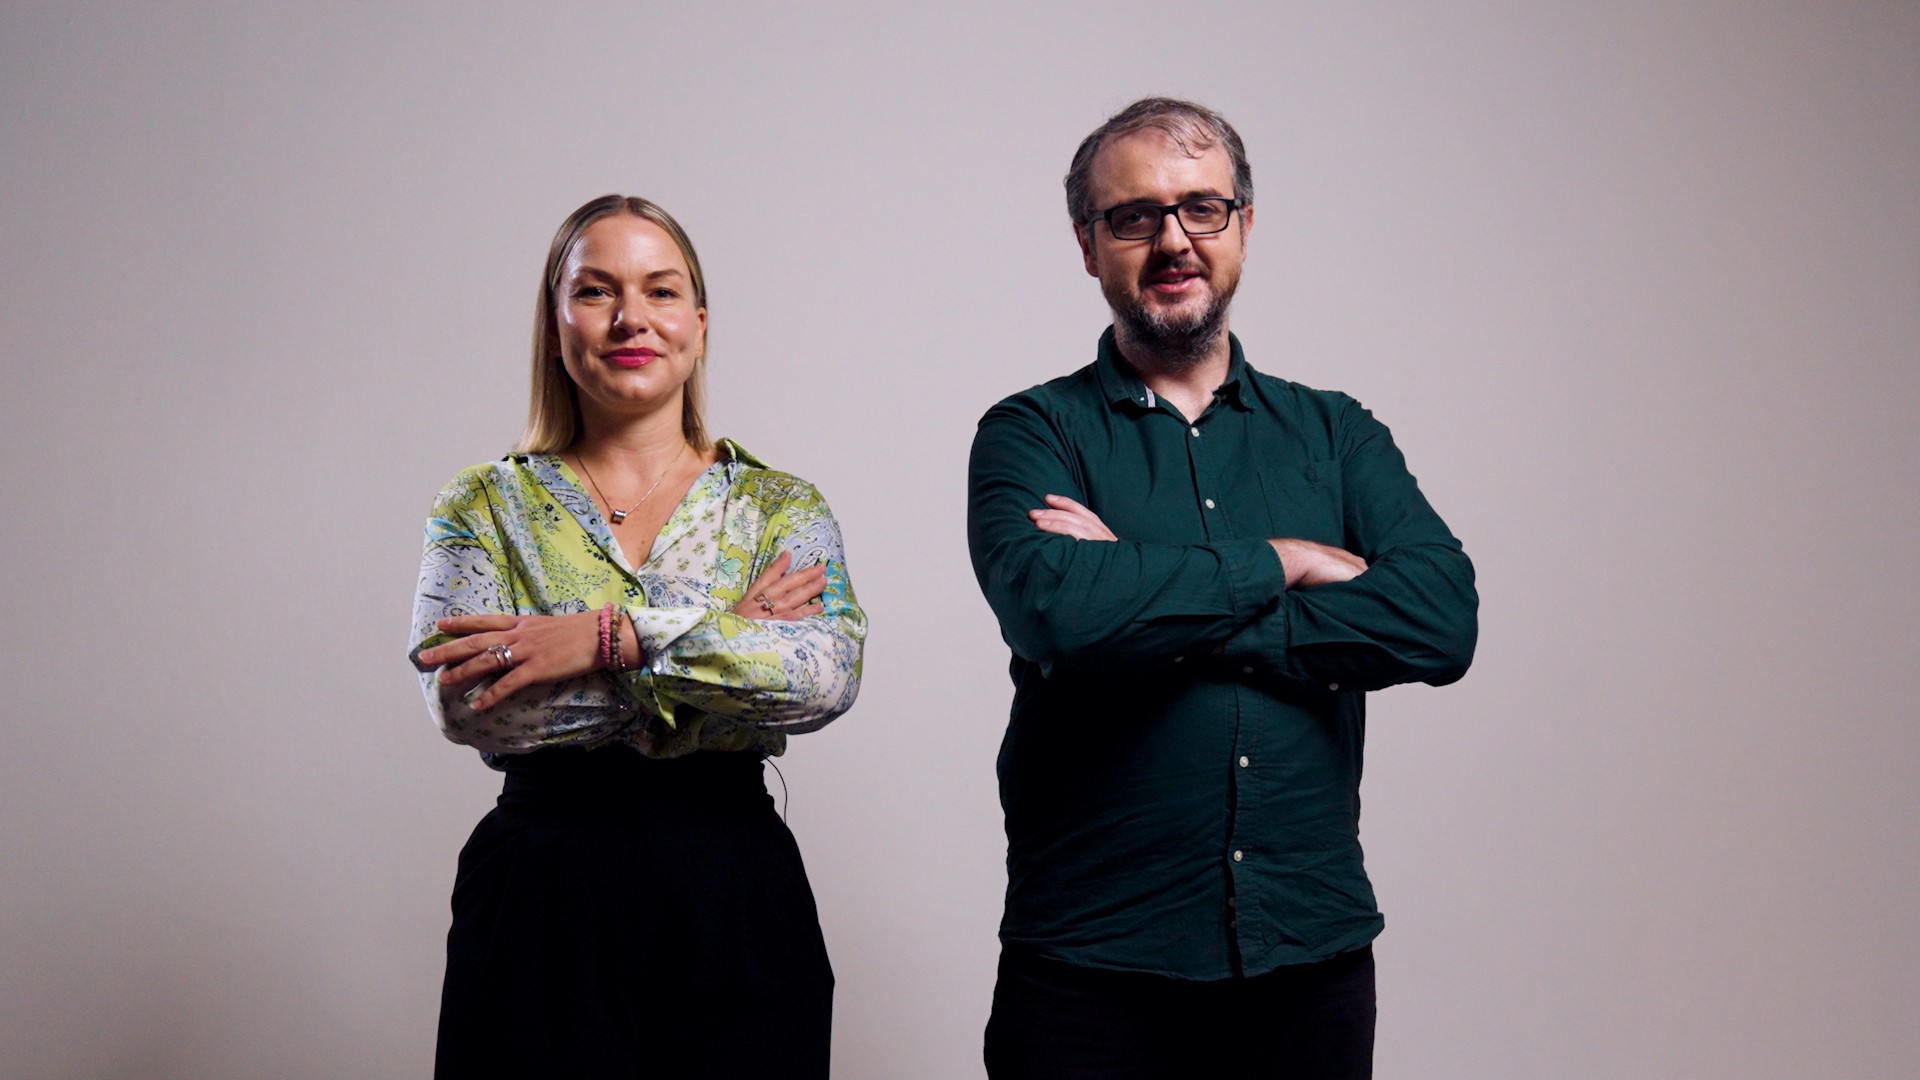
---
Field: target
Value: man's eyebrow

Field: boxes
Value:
[1111,187,1234,205]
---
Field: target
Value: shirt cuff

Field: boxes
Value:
[627,605,706,664]
[1219,538,1288,671]
[618,606,708,728]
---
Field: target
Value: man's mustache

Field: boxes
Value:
[1143,257,1205,280]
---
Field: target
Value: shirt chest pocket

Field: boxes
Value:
[1257,458,1343,546]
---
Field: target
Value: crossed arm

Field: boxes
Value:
[410,474,864,755]
[1028,493,1370,589]
[969,398,1476,691]
[417,552,825,712]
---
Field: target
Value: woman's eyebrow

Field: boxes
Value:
[568,265,686,281]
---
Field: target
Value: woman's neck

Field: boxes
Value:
[573,407,690,476]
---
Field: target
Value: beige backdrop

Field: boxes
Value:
[3,2,1916,1077]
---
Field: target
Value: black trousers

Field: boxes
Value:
[984,943,1376,1080]
[434,748,833,1080]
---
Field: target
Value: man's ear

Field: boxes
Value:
[1075,221,1099,277]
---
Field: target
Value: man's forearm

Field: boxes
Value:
[1267,537,1368,589]
[1226,540,1477,691]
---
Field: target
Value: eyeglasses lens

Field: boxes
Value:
[1109,207,1161,240]
[1178,200,1231,234]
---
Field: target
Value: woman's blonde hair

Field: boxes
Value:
[516,194,711,454]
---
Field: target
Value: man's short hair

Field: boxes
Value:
[1063,97,1254,228]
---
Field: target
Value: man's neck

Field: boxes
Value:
[1113,326,1233,422]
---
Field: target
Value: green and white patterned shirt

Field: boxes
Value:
[409,439,865,761]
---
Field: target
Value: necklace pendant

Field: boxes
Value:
[610,509,629,524]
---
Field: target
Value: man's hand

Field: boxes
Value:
[1269,538,1368,588]
[1029,494,1118,541]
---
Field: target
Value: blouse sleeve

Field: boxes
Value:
[407,470,634,754]
[618,473,866,735]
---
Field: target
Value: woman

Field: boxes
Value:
[408,194,864,1079]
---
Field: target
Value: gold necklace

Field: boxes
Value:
[574,442,689,524]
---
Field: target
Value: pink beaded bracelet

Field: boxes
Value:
[598,603,616,672]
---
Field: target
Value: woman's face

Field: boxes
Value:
[554,214,707,431]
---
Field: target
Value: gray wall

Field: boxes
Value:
[3,2,1915,1077]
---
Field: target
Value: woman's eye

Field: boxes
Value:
[573,286,609,299]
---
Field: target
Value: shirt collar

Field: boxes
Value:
[520,437,764,574]
[716,436,768,472]
[1093,326,1254,413]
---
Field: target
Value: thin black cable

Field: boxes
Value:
[766,757,789,822]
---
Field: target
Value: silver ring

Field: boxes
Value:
[488,643,513,669]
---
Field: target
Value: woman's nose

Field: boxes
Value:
[611,302,646,334]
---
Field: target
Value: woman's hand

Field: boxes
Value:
[1029,494,1117,541]
[418,611,602,711]
[417,553,826,712]
[733,551,827,621]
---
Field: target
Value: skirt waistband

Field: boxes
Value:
[498,746,768,807]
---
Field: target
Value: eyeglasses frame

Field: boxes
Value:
[1085,196,1245,241]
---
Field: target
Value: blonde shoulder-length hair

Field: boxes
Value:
[515,194,712,454]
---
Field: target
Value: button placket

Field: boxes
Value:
[1187,417,1214,527]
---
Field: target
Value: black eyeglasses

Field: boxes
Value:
[1088,197,1242,240]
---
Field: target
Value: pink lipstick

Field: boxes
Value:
[605,348,658,368]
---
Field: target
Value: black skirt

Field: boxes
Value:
[434,747,833,1079]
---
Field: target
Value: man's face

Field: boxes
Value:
[1076,129,1252,358]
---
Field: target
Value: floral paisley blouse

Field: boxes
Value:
[408,439,865,761]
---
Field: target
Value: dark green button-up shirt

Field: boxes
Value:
[967,329,1477,979]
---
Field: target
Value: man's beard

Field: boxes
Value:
[1108,266,1238,369]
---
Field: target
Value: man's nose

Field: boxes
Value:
[1153,209,1193,255]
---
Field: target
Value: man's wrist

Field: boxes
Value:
[1268,538,1303,589]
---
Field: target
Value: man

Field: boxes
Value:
[966,97,1478,1079]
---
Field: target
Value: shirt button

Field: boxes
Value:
[1232,850,1244,862]
[1173,655,1185,664]
[1238,755,1249,768]
[1242,665,1253,675]
[1329,682,1340,691]
[1205,498,1216,509]
[1190,426,1200,437]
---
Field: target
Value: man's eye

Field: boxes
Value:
[1185,202,1226,224]
[1114,207,1155,228]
